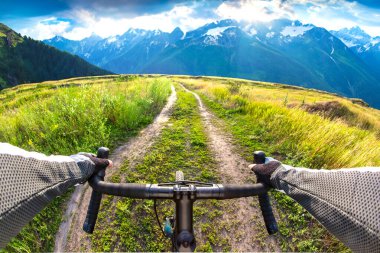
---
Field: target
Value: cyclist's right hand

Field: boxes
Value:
[249,160,281,187]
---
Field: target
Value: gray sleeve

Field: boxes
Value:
[0,143,95,249]
[271,165,380,253]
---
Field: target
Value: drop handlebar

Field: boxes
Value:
[83,147,278,250]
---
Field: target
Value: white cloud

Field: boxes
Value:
[63,26,93,40]
[18,0,380,40]
[214,0,380,36]
[21,5,214,40]
[294,0,380,36]
[215,0,294,22]
[361,25,380,37]
[20,17,71,40]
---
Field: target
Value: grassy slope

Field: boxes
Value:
[1,74,379,252]
[175,76,379,251]
[0,75,171,252]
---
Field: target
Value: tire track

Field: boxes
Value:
[180,83,280,252]
[55,85,177,252]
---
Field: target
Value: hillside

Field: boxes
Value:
[1,74,379,252]
[0,23,110,89]
[44,19,380,108]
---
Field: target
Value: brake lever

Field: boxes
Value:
[83,147,109,234]
[254,151,278,235]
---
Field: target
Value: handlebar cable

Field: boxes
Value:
[153,199,179,251]
[153,199,167,238]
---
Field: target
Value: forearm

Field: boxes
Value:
[271,165,380,253]
[0,143,94,248]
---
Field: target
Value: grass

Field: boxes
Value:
[90,85,229,252]
[177,76,379,252]
[0,76,171,252]
[176,76,380,137]
[1,74,379,252]
[178,77,379,168]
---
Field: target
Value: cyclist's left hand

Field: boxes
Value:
[80,153,113,173]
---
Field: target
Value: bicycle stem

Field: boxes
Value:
[174,186,196,251]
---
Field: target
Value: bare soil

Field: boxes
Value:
[55,86,177,252]
[180,84,281,252]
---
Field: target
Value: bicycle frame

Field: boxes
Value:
[83,148,278,252]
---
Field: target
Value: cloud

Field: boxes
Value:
[24,5,215,40]
[20,17,71,40]
[65,0,192,17]
[15,0,380,40]
[215,0,294,22]
[291,0,380,35]
[214,0,380,36]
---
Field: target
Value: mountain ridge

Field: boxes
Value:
[331,27,380,81]
[42,19,380,108]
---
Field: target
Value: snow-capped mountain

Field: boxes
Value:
[44,19,380,108]
[330,26,372,47]
[331,27,380,80]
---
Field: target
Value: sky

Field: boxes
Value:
[1,0,380,40]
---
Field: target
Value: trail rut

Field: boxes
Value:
[181,83,280,252]
[54,85,177,252]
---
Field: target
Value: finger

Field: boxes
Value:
[97,158,110,168]
[107,160,113,168]
[88,157,110,168]
[265,157,277,164]
[248,164,256,170]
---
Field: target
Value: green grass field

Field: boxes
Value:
[0,75,171,252]
[176,76,380,251]
[0,74,379,252]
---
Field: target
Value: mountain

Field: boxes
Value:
[44,19,380,108]
[0,23,110,89]
[331,27,380,79]
[330,26,372,47]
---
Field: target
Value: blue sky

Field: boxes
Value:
[1,0,380,40]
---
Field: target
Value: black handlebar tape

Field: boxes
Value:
[221,184,268,199]
[254,151,278,235]
[83,184,103,233]
[83,147,109,234]
[90,178,148,198]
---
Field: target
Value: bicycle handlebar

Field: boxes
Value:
[254,151,279,235]
[88,176,268,199]
[83,148,278,237]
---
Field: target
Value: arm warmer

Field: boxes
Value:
[0,143,95,248]
[271,165,380,253]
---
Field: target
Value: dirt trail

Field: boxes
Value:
[54,85,177,252]
[180,84,280,252]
